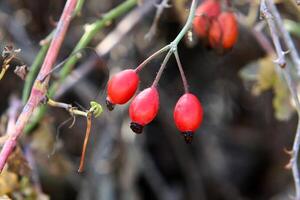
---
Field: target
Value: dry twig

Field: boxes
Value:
[260,0,300,198]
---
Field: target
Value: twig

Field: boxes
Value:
[22,0,85,104]
[144,0,171,40]
[23,0,138,134]
[260,0,286,68]
[0,0,78,172]
[260,0,300,198]
[266,0,300,74]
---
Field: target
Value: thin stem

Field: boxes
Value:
[135,45,171,73]
[22,44,49,103]
[0,0,78,172]
[172,0,198,45]
[56,0,137,85]
[78,114,92,173]
[24,0,138,134]
[144,0,171,40]
[260,0,300,198]
[152,0,198,87]
[292,119,300,200]
[22,0,85,104]
[74,0,85,16]
[174,50,189,93]
[47,98,88,117]
[260,0,286,68]
[266,0,300,74]
[152,50,173,87]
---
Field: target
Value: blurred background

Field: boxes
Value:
[0,0,300,199]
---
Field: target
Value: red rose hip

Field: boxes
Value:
[209,12,238,50]
[129,86,159,134]
[173,93,203,143]
[106,69,139,110]
[193,0,221,38]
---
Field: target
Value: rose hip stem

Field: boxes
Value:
[0,0,78,172]
[174,50,189,93]
[137,0,199,87]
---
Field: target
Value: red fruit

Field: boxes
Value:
[173,93,203,143]
[106,69,139,110]
[193,0,221,38]
[209,12,238,50]
[129,87,159,134]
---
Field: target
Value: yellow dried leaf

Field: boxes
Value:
[0,170,18,195]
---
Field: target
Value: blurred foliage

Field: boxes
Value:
[0,140,49,199]
[240,55,294,121]
[284,19,300,38]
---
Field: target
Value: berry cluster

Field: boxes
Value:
[106,62,203,143]
[193,0,238,52]
[105,0,205,143]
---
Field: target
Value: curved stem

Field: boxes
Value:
[174,50,189,93]
[78,114,92,173]
[171,0,198,46]
[135,45,171,73]
[152,0,198,87]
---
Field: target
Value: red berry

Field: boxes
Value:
[129,87,159,134]
[193,0,221,38]
[209,12,238,50]
[106,69,139,110]
[173,93,203,143]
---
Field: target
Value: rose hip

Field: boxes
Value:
[106,69,139,110]
[193,0,221,38]
[129,86,159,134]
[173,93,203,143]
[209,12,238,50]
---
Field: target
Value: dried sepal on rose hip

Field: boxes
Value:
[193,0,221,39]
[129,86,159,134]
[106,69,139,110]
[173,93,203,144]
[209,11,238,52]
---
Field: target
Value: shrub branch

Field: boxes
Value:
[0,0,78,172]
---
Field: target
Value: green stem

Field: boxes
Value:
[22,43,49,103]
[171,0,198,46]
[22,0,85,104]
[24,0,137,134]
[151,0,198,86]
[57,0,137,83]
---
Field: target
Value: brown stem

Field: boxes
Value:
[78,114,92,173]
[0,0,78,172]
[152,50,172,87]
[174,50,189,93]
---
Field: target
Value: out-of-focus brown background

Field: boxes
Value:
[0,0,299,199]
